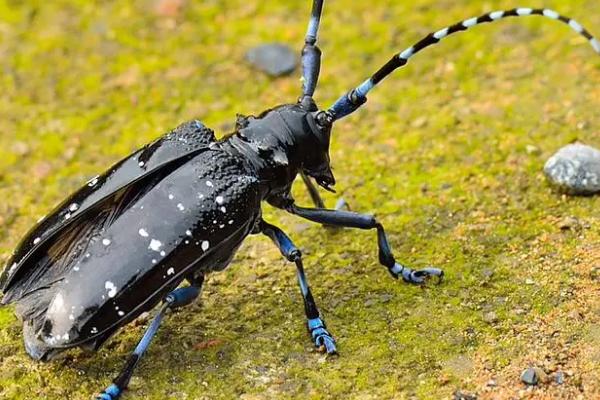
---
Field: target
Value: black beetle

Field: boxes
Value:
[1,2,598,399]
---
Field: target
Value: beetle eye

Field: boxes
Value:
[315,111,333,129]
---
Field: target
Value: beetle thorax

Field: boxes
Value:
[224,103,335,195]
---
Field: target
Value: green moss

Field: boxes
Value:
[1,0,599,398]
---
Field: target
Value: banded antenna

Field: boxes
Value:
[328,7,600,121]
[300,0,325,110]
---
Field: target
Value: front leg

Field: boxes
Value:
[286,204,443,284]
[300,172,348,211]
[261,220,337,354]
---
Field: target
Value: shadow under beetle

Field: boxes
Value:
[1,1,599,398]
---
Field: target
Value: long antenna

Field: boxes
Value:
[328,7,600,121]
[300,0,325,109]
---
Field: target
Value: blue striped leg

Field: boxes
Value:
[261,221,337,354]
[96,285,201,400]
[287,204,443,284]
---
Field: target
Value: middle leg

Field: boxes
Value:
[260,220,337,354]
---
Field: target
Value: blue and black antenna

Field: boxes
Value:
[329,7,600,121]
[299,0,325,110]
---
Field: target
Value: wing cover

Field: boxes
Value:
[1,120,215,294]
[0,131,261,358]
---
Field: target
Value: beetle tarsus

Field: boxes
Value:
[308,317,337,355]
[391,264,444,285]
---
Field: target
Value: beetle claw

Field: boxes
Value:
[308,318,337,355]
[392,264,444,285]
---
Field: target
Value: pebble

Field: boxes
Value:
[483,311,498,324]
[521,368,538,385]
[520,367,548,385]
[246,43,297,77]
[558,216,580,231]
[544,143,600,195]
[555,371,565,385]
[453,390,477,400]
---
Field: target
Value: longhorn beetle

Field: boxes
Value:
[1,2,599,399]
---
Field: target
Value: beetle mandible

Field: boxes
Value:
[1,1,599,399]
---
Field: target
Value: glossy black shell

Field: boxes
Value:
[0,104,332,360]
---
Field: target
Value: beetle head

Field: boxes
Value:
[279,102,335,191]
[301,108,335,191]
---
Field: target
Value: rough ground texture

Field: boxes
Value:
[0,1,599,399]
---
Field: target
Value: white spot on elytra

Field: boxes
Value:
[220,206,226,213]
[102,238,111,246]
[167,267,175,276]
[206,181,214,187]
[33,237,41,245]
[139,228,149,237]
[149,239,162,251]
[160,250,166,257]
[64,213,71,220]
[105,281,117,298]
[73,266,80,271]
[185,230,192,236]
[69,203,79,212]
[118,311,125,316]
[215,196,224,204]
[8,262,18,275]
[49,293,65,314]
[228,220,234,225]
[91,327,98,334]
[138,161,145,167]
[168,194,174,200]
[88,176,99,186]
[201,241,210,251]
[69,314,75,321]
[177,203,185,211]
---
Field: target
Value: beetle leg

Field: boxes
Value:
[96,286,201,400]
[286,204,444,285]
[261,220,337,355]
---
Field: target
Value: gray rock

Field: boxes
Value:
[453,391,477,400]
[555,371,565,385]
[544,143,600,195]
[245,43,297,77]
[520,367,541,385]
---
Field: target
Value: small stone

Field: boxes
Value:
[483,311,498,324]
[544,143,600,195]
[453,390,477,400]
[481,268,494,279]
[521,367,548,385]
[411,116,428,128]
[555,371,565,385]
[246,44,297,77]
[590,266,600,281]
[486,379,497,387]
[558,216,580,231]
[525,144,541,155]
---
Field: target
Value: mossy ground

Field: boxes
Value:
[1,0,599,399]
